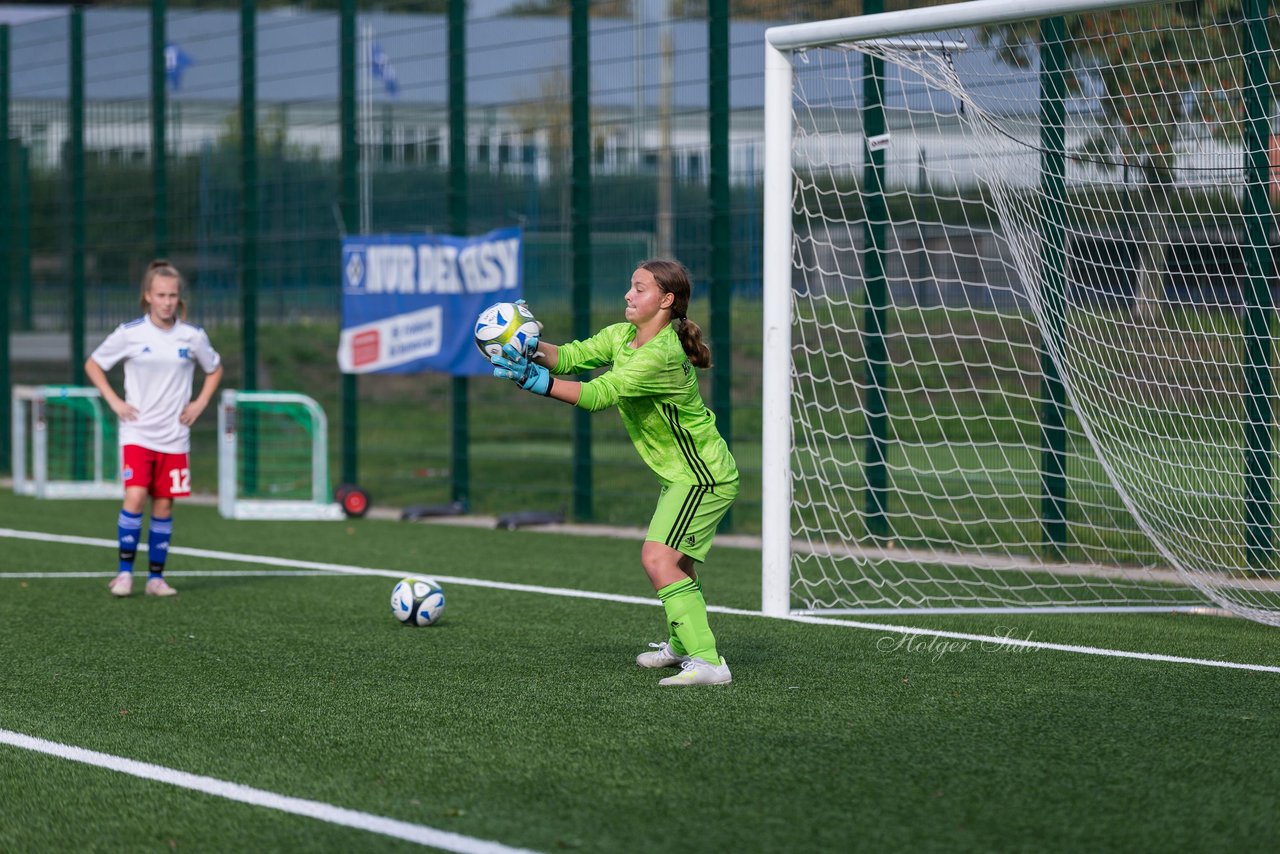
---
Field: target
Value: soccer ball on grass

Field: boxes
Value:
[474,301,540,360]
[391,576,446,627]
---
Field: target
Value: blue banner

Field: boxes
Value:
[339,227,522,376]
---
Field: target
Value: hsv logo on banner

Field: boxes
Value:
[338,227,522,376]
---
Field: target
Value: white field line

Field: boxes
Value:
[4,570,378,578]
[0,528,656,607]
[777,613,1280,674]
[0,730,535,854]
[4,527,1278,674]
[0,481,1258,589]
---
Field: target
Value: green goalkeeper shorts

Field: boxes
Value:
[645,480,739,562]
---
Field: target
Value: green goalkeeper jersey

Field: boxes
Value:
[554,322,738,489]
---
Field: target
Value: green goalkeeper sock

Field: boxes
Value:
[657,578,719,664]
[664,577,704,656]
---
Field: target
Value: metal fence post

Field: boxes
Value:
[1039,15,1069,556]
[571,0,593,521]
[1242,0,1275,569]
[340,0,358,488]
[151,0,167,258]
[70,7,86,387]
[449,0,470,510]
[861,0,889,540]
[709,0,732,530]
[0,25,10,474]
[241,0,259,493]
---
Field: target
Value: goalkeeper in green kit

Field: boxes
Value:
[489,259,738,686]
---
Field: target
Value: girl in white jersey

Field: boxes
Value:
[86,261,223,598]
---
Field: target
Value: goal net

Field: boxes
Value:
[762,0,1280,624]
[11,385,122,500]
[217,390,344,520]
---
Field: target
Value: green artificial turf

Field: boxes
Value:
[0,492,1277,852]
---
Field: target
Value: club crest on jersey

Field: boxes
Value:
[178,347,190,360]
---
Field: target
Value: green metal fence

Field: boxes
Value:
[5,0,1224,564]
[1,0,765,534]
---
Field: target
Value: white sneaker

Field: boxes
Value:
[658,656,732,686]
[636,641,690,669]
[145,577,178,597]
[108,572,133,598]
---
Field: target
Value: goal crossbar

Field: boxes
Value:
[765,0,1167,51]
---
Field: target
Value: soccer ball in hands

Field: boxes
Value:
[391,576,446,627]
[474,301,540,359]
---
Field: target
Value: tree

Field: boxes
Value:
[983,1,1277,318]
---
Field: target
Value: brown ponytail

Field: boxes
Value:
[639,258,711,369]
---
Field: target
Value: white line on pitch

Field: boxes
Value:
[777,613,1280,674]
[0,729,537,853]
[0,528,657,607]
[3,526,1278,675]
[1,570,357,578]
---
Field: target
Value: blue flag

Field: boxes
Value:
[165,42,193,91]
[371,42,399,96]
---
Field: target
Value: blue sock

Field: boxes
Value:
[148,516,173,578]
[117,510,143,573]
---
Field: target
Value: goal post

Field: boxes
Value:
[11,385,122,500]
[217,390,345,521]
[762,0,1280,624]
[761,37,795,618]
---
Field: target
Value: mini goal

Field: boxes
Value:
[217,390,345,520]
[11,385,122,500]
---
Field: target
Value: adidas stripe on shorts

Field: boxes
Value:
[645,480,739,562]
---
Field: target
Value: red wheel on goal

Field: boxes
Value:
[335,484,371,518]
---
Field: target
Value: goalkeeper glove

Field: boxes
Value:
[491,343,553,396]
[515,299,542,359]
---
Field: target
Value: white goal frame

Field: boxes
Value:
[217,390,345,521]
[761,0,1172,616]
[11,385,123,500]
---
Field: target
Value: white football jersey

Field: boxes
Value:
[90,315,222,453]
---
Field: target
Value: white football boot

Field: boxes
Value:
[658,656,732,686]
[636,641,690,669]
